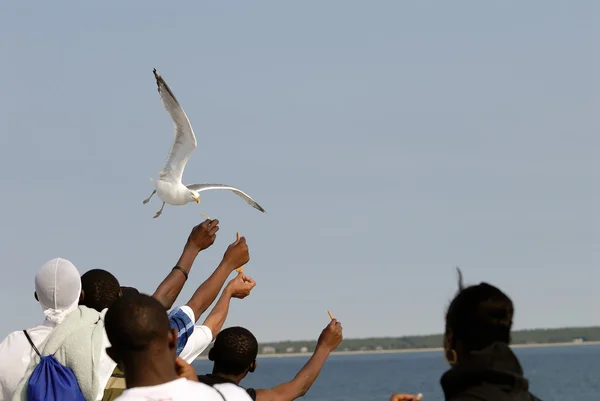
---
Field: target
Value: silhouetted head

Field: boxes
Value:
[444,268,513,364]
[120,286,140,298]
[80,269,122,312]
[209,327,258,380]
[105,293,177,369]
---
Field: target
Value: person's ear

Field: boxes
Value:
[106,346,119,365]
[249,360,257,373]
[444,329,454,350]
[34,292,38,302]
[118,289,123,298]
[447,330,454,349]
[168,327,178,351]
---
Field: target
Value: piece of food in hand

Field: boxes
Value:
[416,393,423,400]
[328,310,334,320]
[235,232,245,273]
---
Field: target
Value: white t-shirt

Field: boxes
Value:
[173,306,213,362]
[95,305,213,401]
[114,378,252,401]
[0,321,55,401]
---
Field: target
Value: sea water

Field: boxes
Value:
[193,344,600,401]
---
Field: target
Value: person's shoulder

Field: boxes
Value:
[0,328,37,353]
[0,330,22,347]
[184,380,248,400]
[183,379,224,393]
[114,381,225,401]
[214,382,255,401]
[171,305,195,321]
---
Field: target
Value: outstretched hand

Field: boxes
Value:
[186,219,220,252]
[221,234,249,271]
[317,318,343,352]
[226,271,256,299]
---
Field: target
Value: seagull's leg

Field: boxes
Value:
[153,202,165,219]
[143,190,156,204]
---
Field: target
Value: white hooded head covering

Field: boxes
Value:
[35,257,82,324]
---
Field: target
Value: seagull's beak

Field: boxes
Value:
[193,197,200,204]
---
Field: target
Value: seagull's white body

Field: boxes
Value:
[144,69,266,218]
[155,180,191,206]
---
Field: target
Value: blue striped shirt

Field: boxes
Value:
[168,306,195,355]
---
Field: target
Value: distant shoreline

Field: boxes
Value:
[195,341,600,360]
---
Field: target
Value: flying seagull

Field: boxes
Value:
[143,69,266,218]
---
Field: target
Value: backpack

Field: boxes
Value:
[101,366,126,401]
[23,330,86,401]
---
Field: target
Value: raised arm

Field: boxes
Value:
[202,272,256,337]
[153,219,220,309]
[255,319,343,401]
[185,235,249,322]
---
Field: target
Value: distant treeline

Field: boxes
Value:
[201,326,600,356]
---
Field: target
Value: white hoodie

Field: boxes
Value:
[0,258,81,401]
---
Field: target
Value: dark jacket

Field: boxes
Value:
[197,373,257,401]
[440,342,542,401]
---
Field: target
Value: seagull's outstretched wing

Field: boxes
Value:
[154,69,197,184]
[186,184,266,213]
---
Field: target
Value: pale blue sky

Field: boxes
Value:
[0,1,597,342]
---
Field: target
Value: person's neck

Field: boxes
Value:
[212,371,243,385]
[124,352,179,389]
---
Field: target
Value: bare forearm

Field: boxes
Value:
[201,289,232,337]
[186,261,233,321]
[270,346,331,400]
[153,246,199,309]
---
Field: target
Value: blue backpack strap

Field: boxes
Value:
[23,330,41,356]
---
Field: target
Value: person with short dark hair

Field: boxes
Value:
[390,269,541,401]
[197,320,343,401]
[105,293,252,401]
[79,219,252,401]
[81,269,121,312]
[81,219,224,359]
